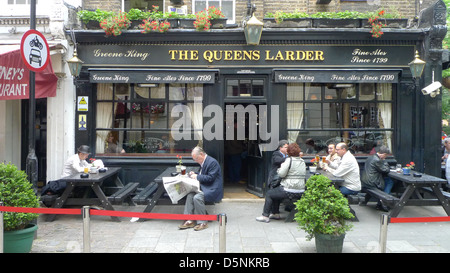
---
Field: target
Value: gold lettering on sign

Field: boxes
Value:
[265,50,324,61]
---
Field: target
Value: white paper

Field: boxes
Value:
[163,175,201,204]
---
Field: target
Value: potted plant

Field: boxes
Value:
[264,10,311,28]
[176,154,184,173]
[162,11,180,28]
[179,13,196,28]
[207,6,227,29]
[0,163,41,253]
[100,11,131,36]
[402,161,415,175]
[194,9,211,31]
[309,158,318,173]
[77,9,113,29]
[294,174,354,253]
[140,19,171,33]
[127,8,150,29]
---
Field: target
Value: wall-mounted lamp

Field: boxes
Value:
[408,50,426,79]
[67,29,84,78]
[67,49,84,77]
[243,0,263,45]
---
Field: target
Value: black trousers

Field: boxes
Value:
[262,186,302,217]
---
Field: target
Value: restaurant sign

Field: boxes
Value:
[274,70,399,83]
[89,69,216,84]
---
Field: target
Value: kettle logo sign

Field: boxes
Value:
[20,29,50,72]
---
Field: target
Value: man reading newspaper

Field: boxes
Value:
[177,146,223,231]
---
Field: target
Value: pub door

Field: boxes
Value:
[222,76,268,197]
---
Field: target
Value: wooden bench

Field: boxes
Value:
[132,182,159,205]
[421,187,450,198]
[108,182,139,205]
[361,187,400,208]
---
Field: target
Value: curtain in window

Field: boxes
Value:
[287,83,308,143]
[187,84,203,146]
[378,83,392,151]
[96,83,115,153]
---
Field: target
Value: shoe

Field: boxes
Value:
[255,216,270,223]
[178,221,195,229]
[194,223,208,231]
[269,214,281,220]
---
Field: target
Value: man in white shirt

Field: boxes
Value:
[324,142,361,195]
[42,145,91,196]
[320,143,341,171]
[61,145,91,178]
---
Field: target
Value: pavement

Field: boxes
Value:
[31,196,450,254]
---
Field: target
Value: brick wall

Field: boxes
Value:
[82,0,434,22]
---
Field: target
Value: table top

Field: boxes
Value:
[387,169,447,184]
[59,167,122,183]
[154,166,200,183]
[306,169,345,183]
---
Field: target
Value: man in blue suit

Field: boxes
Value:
[179,146,223,231]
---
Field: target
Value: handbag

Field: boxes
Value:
[270,157,292,188]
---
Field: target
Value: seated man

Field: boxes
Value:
[324,142,361,196]
[41,145,91,196]
[179,146,223,231]
[320,143,341,171]
[361,146,395,211]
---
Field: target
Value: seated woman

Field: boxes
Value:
[256,143,306,223]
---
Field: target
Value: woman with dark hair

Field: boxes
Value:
[256,143,306,223]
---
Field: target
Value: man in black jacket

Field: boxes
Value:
[267,140,289,188]
[361,146,395,211]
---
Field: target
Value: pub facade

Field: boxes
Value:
[0,0,447,198]
[69,1,447,197]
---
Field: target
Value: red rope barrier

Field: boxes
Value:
[390,216,450,223]
[0,206,217,221]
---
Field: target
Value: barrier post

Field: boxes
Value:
[0,202,3,253]
[379,213,389,253]
[82,206,91,253]
[218,213,227,253]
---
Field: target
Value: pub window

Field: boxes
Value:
[287,83,393,155]
[193,0,235,24]
[226,79,264,97]
[96,83,203,156]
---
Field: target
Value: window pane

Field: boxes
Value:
[324,85,338,100]
[307,84,321,100]
[169,84,185,100]
[360,83,375,101]
[227,79,238,96]
[187,84,203,100]
[239,80,251,96]
[194,0,206,12]
[221,0,233,21]
[151,85,165,99]
[305,103,321,128]
[252,80,263,96]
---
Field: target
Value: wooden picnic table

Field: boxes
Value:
[385,170,450,217]
[46,167,124,222]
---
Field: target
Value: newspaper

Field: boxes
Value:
[162,175,201,204]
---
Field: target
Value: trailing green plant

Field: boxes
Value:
[147,5,164,20]
[127,8,149,20]
[100,11,131,36]
[163,11,181,19]
[0,163,40,231]
[294,174,353,240]
[77,9,113,23]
